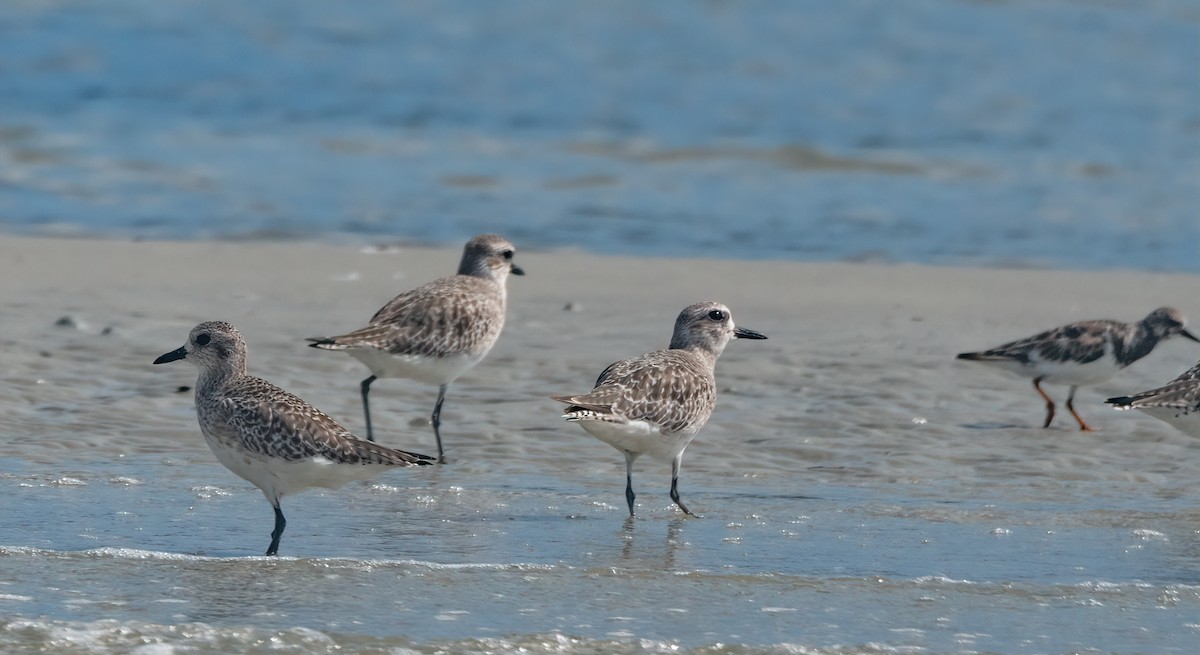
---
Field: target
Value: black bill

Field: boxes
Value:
[734,327,768,340]
[153,346,188,364]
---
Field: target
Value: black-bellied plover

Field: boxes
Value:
[1106,359,1200,436]
[552,302,766,517]
[154,321,434,556]
[956,307,1198,431]
[308,234,524,461]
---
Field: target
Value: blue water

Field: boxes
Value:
[2,452,1198,653]
[1,0,1197,270]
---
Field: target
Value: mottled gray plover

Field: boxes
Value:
[308,234,524,460]
[957,307,1198,431]
[1107,359,1200,436]
[552,302,766,517]
[154,321,433,556]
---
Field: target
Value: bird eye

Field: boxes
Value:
[502,250,514,260]
[195,334,211,346]
[707,309,726,321]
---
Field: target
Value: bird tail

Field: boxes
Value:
[365,441,437,466]
[307,337,349,351]
[1105,395,1135,409]
[400,449,438,465]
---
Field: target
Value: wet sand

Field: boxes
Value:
[0,236,1198,653]
[2,235,1197,464]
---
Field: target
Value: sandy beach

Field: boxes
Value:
[3,235,1197,462]
[1,235,1198,653]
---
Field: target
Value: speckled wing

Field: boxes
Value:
[1115,379,1200,411]
[211,377,434,466]
[1110,359,1200,411]
[553,350,716,434]
[981,321,1117,365]
[314,276,504,358]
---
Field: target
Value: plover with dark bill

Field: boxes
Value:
[1107,359,1200,436]
[957,307,1198,431]
[155,321,434,556]
[308,234,524,461]
[552,302,766,517]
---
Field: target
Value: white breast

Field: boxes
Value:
[578,419,697,462]
[1027,342,1119,386]
[202,432,386,503]
[1137,406,1200,437]
[349,348,487,385]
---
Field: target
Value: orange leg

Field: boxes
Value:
[1065,386,1094,432]
[1033,378,1055,428]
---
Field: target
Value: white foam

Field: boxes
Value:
[911,575,978,586]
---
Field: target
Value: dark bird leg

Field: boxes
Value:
[266,503,286,556]
[623,451,637,517]
[431,384,448,462]
[1065,385,1094,432]
[669,453,693,516]
[360,376,377,442]
[1033,377,1055,428]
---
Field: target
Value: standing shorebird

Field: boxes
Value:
[307,234,524,460]
[154,321,433,556]
[1106,359,1200,436]
[552,302,766,517]
[956,307,1198,431]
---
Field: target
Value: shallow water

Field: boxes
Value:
[1,241,1199,653]
[1,0,1198,271]
[1,452,1198,653]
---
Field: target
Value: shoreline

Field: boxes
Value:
[3,233,1197,367]
[6,230,1198,276]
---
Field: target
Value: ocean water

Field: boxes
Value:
[1,0,1198,271]
[1,458,1197,654]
